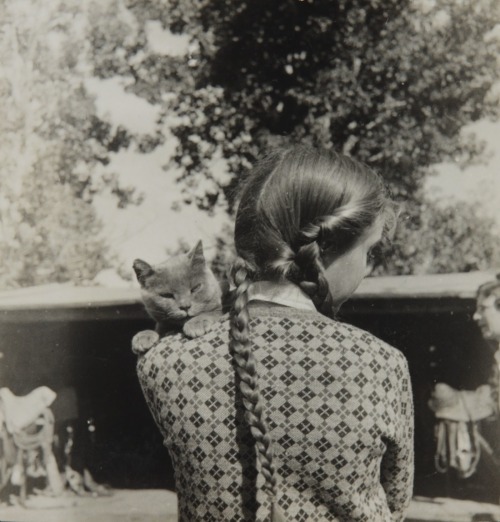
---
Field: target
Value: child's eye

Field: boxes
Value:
[159,292,174,299]
[191,284,203,293]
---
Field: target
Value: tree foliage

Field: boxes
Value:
[120,0,500,274]
[0,173,113,288]
[1,0,499,288]
[376,198,500,275]
[0,0,138,289]
[121,0,500,210]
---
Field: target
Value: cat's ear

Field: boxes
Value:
[133,259,154,286]
[188,240,205,266]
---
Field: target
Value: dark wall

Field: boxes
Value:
[0,302,496,499]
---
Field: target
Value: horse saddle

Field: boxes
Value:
[428,383,495,422]
[0,386,56,434]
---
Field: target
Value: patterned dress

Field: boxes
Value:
[137,304,414,522]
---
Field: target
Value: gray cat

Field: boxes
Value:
[131,241,226,354]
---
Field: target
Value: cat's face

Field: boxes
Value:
[133,241,222,324]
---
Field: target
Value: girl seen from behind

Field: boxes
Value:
[136,145,414,522]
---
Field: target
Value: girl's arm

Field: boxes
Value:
[380,357,415,521]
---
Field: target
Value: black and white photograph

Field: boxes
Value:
[0,0,500,521]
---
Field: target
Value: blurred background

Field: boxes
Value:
[0,0,499,289]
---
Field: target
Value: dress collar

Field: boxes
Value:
[247,280,316,312]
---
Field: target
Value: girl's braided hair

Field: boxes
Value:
[229,145,392,520]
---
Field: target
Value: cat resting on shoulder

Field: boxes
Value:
[132,241,227,355]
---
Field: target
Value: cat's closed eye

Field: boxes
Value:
[159,292,174,299]
[191,283,203,293]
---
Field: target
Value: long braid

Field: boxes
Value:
[229,257,285,520]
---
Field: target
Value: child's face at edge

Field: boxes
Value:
[322,217,384,310]
[474,293,500,342]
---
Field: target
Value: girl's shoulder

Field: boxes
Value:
[336,319,409,369]
[250,304,408,369]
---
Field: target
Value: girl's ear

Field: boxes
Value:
[133,259,154,286]
[188,240,205,266]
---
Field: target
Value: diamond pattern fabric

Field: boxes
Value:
[137,304,414,522]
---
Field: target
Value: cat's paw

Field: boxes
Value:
[183,314,219,338]
[132,330,160,355]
